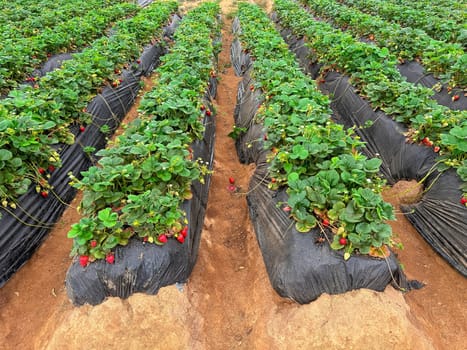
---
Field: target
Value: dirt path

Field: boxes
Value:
[0,1,465,349]
[383,181,467,348]
[184,2,282,347]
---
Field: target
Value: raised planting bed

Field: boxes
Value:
[65,1,221,306]
[230,2,415,304]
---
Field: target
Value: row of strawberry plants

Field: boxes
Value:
[0,1,178,212]
[274,0,467,197]
[235,2,394,258]
[302,0,466,87]
[337,0,467,47]
[386,0,465,23]
[67,1,221,264]
[0,0,122,39]
[0,2,139,93]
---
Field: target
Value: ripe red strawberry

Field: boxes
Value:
[452,95,460,101]
[339,237,347,245]
[177,234,185,243]
[90,240,97,248]
[422,137,432,146]
[229,177,235,184]
[40,191,48,198]
[136,59,141,64]
[38,167,46,175]
[158,234,168,243]
[79,255,89,267]
[48,165,55,172]
[249,85,254,91]
[181,226,188,238]
[143,236,149,242]
[111,81,118,88]
[322,219,330,227]
[206,110,212,117]
[79,125,85,132]
[114,68,121,74]
[271,178,276,183]
[461,197,467,205]
[433,146,440,153]
[106,254,115,264]
[200,105,206,111]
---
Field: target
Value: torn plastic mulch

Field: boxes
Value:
[230,19,412,305]
[0,16,181,288]
[276,24,467,277]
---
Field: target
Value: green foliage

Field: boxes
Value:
[68,1,221,261]
[0,0,139,93]
[274,0,466,197]
[339,0,466,47]
[301,0,466,87]
[236,2,394,258]
[0,1,178,211]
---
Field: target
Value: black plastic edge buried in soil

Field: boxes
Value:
[274,21,467,277]
[230,19,417,305]
[0,16,182,288]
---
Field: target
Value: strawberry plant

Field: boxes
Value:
[235,2,394,259]
[68,1,221,262]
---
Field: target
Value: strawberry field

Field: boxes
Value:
[0,0,466,348]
